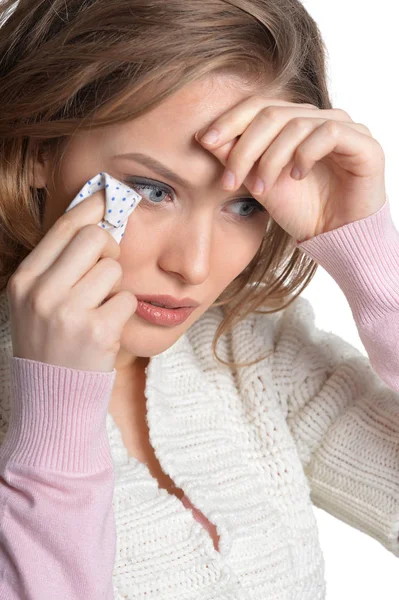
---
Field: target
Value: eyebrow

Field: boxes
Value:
[113,151,254,198]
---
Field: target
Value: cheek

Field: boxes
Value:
[117,226,151,273]
[114,213,165,281]
[230,224,265,265]
[213,230,265,286]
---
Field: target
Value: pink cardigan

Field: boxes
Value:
[0,197,398,598]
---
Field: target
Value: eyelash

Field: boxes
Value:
[125,177,266,221]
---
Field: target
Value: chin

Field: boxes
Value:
[118,317,190,358]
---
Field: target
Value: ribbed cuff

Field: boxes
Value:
[296,197,399,327]
[0,357,117,473]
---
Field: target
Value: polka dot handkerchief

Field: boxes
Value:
[64,172,143,244]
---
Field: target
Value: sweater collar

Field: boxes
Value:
[129,307,287,563]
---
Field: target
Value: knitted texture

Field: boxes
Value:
[0,197,398,598]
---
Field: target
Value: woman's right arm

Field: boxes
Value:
[0,357,117,600]
[0,184,139,598]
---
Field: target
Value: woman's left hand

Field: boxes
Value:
[195,96,387,242]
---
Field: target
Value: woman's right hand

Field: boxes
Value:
[6,191,138,373]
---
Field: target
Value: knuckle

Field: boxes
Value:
[90,318,109,347]
[333,107,351,120]
[324,120,340,136]
[79,223,105,241]
[291,117,312,133]
[259,106,280,122]
[55,301,77,326]
[7,273,26,298]
[28,286,50,316]
[357,122,372,136]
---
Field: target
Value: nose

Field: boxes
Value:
[158,212,214,285]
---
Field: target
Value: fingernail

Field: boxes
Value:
[291,166,302,180]
[253,177,265,195]
[222,169,235,190]
[201,129,219,144]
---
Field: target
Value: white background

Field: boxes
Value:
[4,1,396,597]
[299,1,398,597]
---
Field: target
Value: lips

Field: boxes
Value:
[135,294,200,309]
[147,301,169,308]
[135,300,197,327]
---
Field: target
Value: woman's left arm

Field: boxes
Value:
[264,198,399,557]
[196,93,398,390]
[268,285,399,558]
[196,97,399,555]
[297,195,399,392]
[196,94,399,385]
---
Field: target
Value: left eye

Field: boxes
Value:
[127,179,172,203]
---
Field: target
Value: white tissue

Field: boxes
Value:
[64,172,143,244]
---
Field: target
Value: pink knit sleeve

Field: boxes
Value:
[0,357,117,599]
[296,196,399,393]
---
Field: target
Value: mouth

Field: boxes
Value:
[135,294,200,309]
[135,298,198,327]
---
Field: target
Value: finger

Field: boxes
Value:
[287,120,382,181]
[199,111,355,192]
[219,114,327,192]
[195,117,310,188]
[207,138,238,168]
[254,120,375,198]
[70,255,123,309]
[196,100,345,151]
[249,117,326,195]
[96,290,138,341]
[14,191,120,279]
[247,117,332,194]
[36,224,122,302]
[222,111,364,193]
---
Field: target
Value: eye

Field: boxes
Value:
[125,177,174,204]
[229,198,266,219]
[124,176,266,221]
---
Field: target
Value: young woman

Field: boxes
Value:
[0,1,398,598]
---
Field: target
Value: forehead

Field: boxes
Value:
[107,73,267,149]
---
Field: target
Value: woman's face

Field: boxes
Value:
[40,73,270,374]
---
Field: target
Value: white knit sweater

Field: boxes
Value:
[0,288,398,598]
[1,198,399,598]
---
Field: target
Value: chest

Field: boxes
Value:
[118,417,185,500]
[112,411,220,552]
[109,362,184,497]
